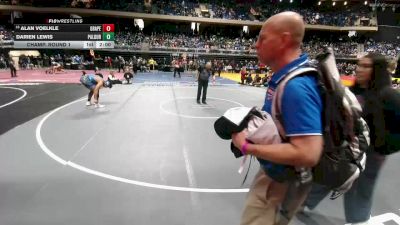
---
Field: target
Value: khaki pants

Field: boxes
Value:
[240,168,312,225]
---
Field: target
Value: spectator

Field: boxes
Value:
[172,58,181,78]
[240,67,247,84]
[118,56,125,73]
[365,40,400,59]
[123,68,134,84]
[302,53,400,225]
[232,11,323,225]
[245,74,253,85]
[253,74,262,86]
[108,71,122,84]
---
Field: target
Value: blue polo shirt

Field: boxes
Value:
[260,54,323,182]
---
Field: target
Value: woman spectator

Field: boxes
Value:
[303,53,400,224]
[345,52,400,224]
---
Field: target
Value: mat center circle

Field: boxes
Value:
[160,97,244,119]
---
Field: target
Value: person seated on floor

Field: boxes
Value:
[124,68,133,84]
[252,73,262,86]
[262,74,270,87]
[262,71,273,87]
[140,58,149,72]
[246,74,253,85]
[107,71,122,84]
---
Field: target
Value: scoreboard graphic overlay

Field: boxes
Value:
[13,20,115,49]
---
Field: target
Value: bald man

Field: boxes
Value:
[232,12,323,225]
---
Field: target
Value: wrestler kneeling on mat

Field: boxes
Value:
[46,62,64,74]
[80,71,112,108]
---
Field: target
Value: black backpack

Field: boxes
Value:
[272,48,370,199]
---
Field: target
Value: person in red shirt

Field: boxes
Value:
[240,67,247,85]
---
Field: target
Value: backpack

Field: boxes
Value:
[272,48,370,199]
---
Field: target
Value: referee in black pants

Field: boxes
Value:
[9,59,17,78]
[196,62,214,104]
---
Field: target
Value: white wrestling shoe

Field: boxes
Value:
[95,103,105,108]
[86,101,92,106]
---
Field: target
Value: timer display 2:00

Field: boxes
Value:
[99,42,112,47]
[96,41,114,48]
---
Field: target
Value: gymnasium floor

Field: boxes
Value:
[0,69,399,225]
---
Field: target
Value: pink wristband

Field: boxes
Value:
[241,141,249,155]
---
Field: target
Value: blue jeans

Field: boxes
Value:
[304,150,386,223]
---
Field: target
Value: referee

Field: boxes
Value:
[196,62,214,104]
[9,59,17,78]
